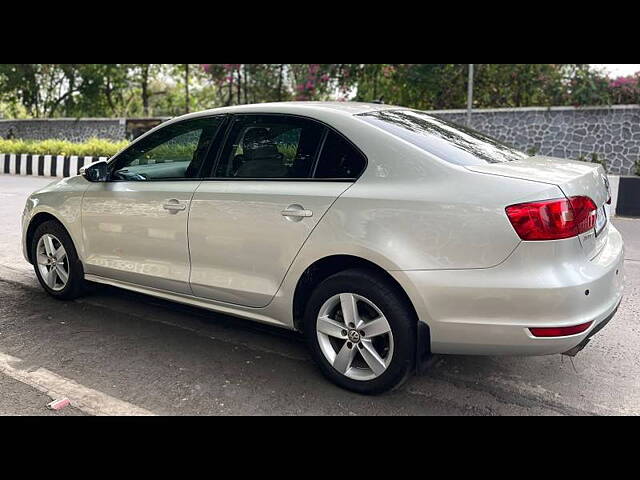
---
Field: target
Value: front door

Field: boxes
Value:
[188,114,366,307]
[82,116,224,294]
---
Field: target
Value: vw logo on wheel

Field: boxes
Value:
[348,330,361,343]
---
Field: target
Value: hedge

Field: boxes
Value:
[0,138,130,157]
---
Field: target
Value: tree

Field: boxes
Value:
[0,64,92,117]
[1,64,634,120]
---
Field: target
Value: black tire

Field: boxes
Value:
[303,268,416,394]
[31,220,87,300]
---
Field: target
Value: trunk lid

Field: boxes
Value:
[466,156,612,259]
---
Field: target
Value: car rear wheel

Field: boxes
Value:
[31,220,87,300]
[304,268,416,394]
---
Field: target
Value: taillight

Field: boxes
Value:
[529,321,593,337]
[505,196,597,241]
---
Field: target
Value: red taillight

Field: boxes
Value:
[529,321,593,337]
[505,196,597,241]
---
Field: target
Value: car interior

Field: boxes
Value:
[219,123,322,178]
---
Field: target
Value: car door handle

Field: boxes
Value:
[281,205,313,219]
[163,200,186,213]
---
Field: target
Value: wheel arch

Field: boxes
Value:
[292,254,431,371]
[25,212,73,264]
[292,254,420,332]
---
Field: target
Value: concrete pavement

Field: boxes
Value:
[0,175,638,415]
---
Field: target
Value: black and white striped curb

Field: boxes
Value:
[0,153,109,178]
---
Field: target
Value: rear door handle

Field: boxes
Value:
[281,204,313,220]
[281,209,313,217]
[163,199,186,213]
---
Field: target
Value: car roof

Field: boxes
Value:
[164,101,408,125]
[132,101,414,150]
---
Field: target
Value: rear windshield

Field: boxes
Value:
[357,109,529,166]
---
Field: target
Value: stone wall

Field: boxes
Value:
[0,117,171,142]
[0,118,127,142]
[429,105,640,175]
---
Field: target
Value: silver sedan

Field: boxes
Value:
[22,102,624,394]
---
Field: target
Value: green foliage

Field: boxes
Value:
[564,65,612,107]
[1,64,637,119]
[0,138,129,157]
[0,64,213,118]
[526,146,540,156]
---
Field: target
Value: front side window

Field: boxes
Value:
[313,131,367,179]
[111,117,223,181]
[213,115,324,178]
[357,109,529,166]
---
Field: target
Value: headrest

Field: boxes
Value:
[242,127,279,160]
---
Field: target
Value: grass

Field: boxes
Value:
[0,138,130,157]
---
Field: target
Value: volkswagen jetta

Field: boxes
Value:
[22,102,624,394]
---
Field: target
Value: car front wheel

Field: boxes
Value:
[31,220,87,300]
[304,268,416,394]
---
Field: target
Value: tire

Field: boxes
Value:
[303,268,416,394]
[31,220,87,300]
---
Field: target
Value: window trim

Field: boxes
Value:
[202,113,368,183]
[106,114,228,183]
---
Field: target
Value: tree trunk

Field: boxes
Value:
[243,65,248,104]
[277,64,284,101]
[227,75,233,106]
[141,64,150,117]
[184,64,190,114]
[236,66,242,104]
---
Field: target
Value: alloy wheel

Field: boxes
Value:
[316,293,394,381]
[36,233,69,291]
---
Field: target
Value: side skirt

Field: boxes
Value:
[84,274,290,329]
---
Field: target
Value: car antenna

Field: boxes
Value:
[371,96,385,104]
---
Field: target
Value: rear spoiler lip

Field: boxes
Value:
[464,164,559,186]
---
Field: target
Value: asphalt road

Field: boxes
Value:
[1,175,638,416]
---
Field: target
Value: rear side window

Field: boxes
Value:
[357,109,529,166]
[314,131,366,179]
[213,115,324,179]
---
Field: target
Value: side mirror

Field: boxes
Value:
[80,160,109,182]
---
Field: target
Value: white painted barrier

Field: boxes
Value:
[0,153,108,178]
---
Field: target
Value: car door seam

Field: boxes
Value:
[261,181,358,308]
[186,180,204,296]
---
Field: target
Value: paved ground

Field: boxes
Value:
[0,175,638,416]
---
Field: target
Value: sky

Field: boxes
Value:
[592,64,640,77]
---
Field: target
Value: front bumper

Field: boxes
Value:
[392,223,625,356]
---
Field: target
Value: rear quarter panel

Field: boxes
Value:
[292,165,566,273]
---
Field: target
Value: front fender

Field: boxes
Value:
[22,176,89,263]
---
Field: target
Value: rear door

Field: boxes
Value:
[188,114,365,307]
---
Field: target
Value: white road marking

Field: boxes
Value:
[0,352,154,416]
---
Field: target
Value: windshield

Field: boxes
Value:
[357,109,529,166]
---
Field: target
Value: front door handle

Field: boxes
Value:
[281,204,313,221]
[163,199,186,213]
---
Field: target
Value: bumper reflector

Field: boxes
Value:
[529,321,593,337]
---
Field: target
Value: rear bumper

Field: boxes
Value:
[392,223,625,356]
[561,298,620,356]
